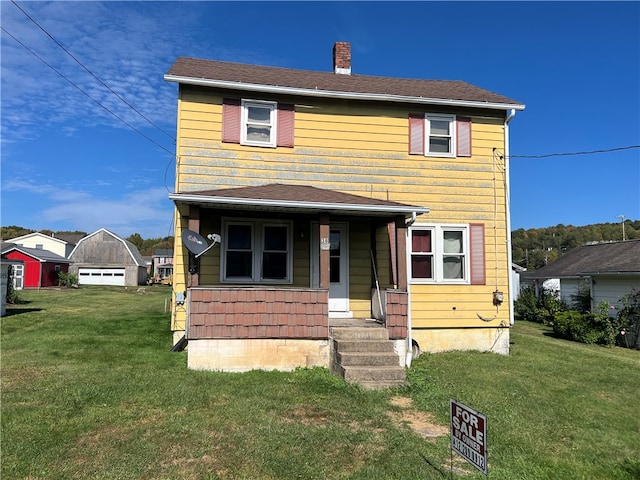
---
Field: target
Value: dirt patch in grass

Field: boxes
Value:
[388,396,449,441]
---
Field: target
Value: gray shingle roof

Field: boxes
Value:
[523,240,640,278]
[170,183,428,217]
[165,57,523,109]
[1,243,71,263]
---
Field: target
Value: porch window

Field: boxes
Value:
[410,225,470,283]
[222,219,292,283]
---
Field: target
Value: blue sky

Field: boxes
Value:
[2,1,639,239]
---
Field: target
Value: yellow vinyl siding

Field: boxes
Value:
[173,86,511,330]
[348,223,372,318]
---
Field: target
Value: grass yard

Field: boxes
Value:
[2,287,639,479]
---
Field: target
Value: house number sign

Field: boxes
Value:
[320,237,331,250]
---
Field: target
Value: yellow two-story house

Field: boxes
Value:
[165,42,524,375]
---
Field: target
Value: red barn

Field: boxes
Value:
[1,244,71,289]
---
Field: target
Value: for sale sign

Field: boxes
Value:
[450,399,488,475]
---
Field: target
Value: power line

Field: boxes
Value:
[11,0,176,143]
[2,25,175,157]
[510,145,639,159]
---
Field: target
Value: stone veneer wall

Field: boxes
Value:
[188,287,329,339]
[385,289,408,339]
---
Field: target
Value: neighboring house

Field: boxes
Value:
[165,42,524,374]
[4,231,80,258]
[511,263,526,301]
[151,248,173,283]
[68,229,148,286]
[1,243,71,289]
[520,240,640,310]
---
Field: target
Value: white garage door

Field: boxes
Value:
[78,268,126,286]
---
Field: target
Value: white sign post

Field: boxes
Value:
[450,399,488,475]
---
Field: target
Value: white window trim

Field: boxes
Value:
[221,218,293,284]
[425,113,456,158]
[241,99,277,148]
[409,223,469,284]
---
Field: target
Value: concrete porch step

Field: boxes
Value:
[330,322,407,389]
[333,339,396,353]
[340,365,407,383]
[330,326,389,340]
[337,351,400,367]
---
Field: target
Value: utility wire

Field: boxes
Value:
[2,25,175,156]
[11,0,176,143]
[510,145,639,159]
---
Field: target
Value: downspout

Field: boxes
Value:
[504,109,516,325]
[405,212,417,367]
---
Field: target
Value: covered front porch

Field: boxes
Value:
[170,184,427,374]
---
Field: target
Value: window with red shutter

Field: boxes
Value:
[408,114,472,157]
[222,98,294,148]
[409,224,483,284]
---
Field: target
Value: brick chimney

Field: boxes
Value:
[333,42,351,75]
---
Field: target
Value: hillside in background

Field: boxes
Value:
[512,220,639,270]
[3,220,639,268]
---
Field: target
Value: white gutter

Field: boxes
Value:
[164,75,526,112]
[169,193,430,216]
[504,108,516,325]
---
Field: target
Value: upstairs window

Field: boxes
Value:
[242,100,276,147]
[409,114,472,157]
[426,114,455,156]
[222,98,295,148]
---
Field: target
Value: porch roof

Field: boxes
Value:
[169,183,429,218]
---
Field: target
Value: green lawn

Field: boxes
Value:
[2,287,638,479]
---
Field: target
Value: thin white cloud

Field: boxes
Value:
[3,179,173,238]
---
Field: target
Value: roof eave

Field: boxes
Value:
[164,75,526,112]
[169,193,429,217]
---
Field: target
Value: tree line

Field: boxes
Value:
[3,219,638,268]
[512,220,639,270]
[0,226,173,256]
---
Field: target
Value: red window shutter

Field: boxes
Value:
[277,103,295,147]
[409,114,424,155]
[457,117,472,157]
[222,98,241,143]
[469,223,486,285]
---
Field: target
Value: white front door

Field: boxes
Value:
[311,223,350,315]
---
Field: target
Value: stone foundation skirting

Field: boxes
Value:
[412,327,510,355]
[187,338,330,372]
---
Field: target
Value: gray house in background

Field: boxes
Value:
[68,228,148,286]
[520,240,640,310]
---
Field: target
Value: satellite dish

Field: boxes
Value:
[182,230,209,256]
[182,229,222,258]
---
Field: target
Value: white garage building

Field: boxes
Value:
[68,229,148,287]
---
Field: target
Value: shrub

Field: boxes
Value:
[570,284,592,313]
[58,271,78,288]
[552,301,620,346]
[6,265,19,304]
[515,285,566,324]
[617,289,640,349]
